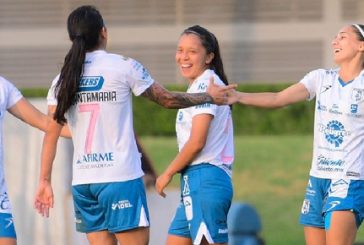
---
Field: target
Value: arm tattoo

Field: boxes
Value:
[141,82,213,109]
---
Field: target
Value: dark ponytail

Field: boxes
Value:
[54,5,104,124]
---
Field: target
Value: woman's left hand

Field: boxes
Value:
[155,172,173,198]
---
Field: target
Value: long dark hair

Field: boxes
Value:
[182,25,229,87]
[54,5,104,124]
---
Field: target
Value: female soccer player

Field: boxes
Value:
[0,76,70,245]
[216,24,364,245]
[33,6,231,245]
[156,25,234,245]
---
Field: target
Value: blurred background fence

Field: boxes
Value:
[1,0,364,89]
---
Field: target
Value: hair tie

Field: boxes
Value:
[353,24,364,38]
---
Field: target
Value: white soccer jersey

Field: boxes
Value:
[0,77,22,213]
[48,50,154,185]
[300,68,364,179]
[175,69,234,176]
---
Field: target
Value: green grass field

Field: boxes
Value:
[139,135,364,245]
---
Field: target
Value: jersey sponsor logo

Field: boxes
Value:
[197,82,207,91]
[195,103,211,109]
[350,104,358,114]
[317,155,344,173]
[328,104,342,115]
[111,200,133,210]
[0,192,10,211]
[346,171,360,178]
[317,101,327,111]
[76,152,115,169]
[79,76,104,92]
[318,120,350,147]
[352,88,364,102]
[131,60,152,80]
[77,152,114,163]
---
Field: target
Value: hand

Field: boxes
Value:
[207,77,237,105]
[34,180,54,218]
[226,89,240,105]
[155,172,173,198]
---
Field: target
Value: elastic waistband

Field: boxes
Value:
[181,163,215,174]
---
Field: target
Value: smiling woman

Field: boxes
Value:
[156,25,234,245]
[218,24,364,245]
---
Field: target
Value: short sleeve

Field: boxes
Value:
[299,69,323,101]
[126,59,154,96]
[47,74,60,105]
[189,74,217,117]
[1,77,23,109]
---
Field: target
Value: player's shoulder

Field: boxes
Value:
[303,68,338,82]
[309,68,338,76]
[0,76,15,91]
[102,52,143,71]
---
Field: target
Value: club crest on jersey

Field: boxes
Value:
[79,76,104,92]
[351,88,364,102]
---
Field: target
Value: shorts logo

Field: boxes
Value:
[182,175,190,196]
[301,199,310,214]
[183,196,193,221]
[326,200,340,212]
[78,76,104,92]
[74,218,82,224]
[111,200,133,210]
[218,228,228,234]
[5,217,13,229]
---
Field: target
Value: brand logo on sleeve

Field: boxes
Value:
[79,76,104,92]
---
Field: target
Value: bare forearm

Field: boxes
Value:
[234,83,309,108]
[142,82,213,109]
[165,142,202,176]
[39,136,57,182]
[237,92,285,108]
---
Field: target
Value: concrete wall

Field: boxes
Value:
[1,0,364,88]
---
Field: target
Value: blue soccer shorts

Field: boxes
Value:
[0,213,16,239]
[72,177,150,233]
[300,176,364,229]
[169,163,233,244]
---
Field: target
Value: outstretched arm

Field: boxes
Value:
[221,83,309,108]
[8,98,48,131]
[7,98,71,138]
[141,80,236,108]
